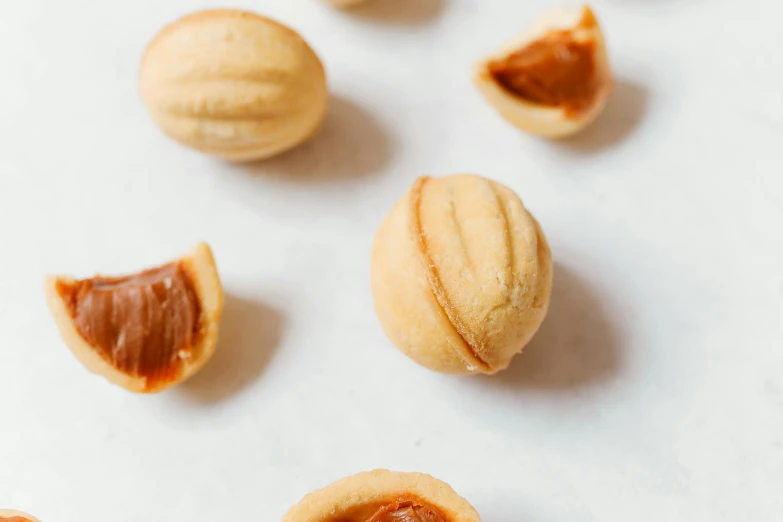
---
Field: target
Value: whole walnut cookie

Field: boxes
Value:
[140,9,328,162]
[372,174,553,375]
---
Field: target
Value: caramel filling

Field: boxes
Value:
[56,261,201,386]
[367,499,449,522]
[487,30,598,116]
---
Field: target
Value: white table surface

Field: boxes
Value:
[1,0,782,520]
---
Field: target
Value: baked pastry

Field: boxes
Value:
[0,511,41,522]
[45,242,224,393]
[371,174,552,374]
[140,9,328,162]
[474,4,612,138]
[282,469,481,522]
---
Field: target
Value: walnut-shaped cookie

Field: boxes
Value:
[45,242,223,393]
[283,469,481,522]
[372,174,552,375]
[140,9,328,162]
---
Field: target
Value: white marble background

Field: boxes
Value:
[1,0,781,521]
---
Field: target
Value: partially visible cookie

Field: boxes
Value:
[0,511,42,522]
[283,469,481,522]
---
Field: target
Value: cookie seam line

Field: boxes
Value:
[408,176,492,373]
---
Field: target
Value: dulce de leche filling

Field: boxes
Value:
[56,261,201,386]
[487,29,598,117]
[367,499,449,522]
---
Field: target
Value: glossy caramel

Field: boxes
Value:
[56,261,201,387]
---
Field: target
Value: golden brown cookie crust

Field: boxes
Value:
[45,242,224,393]
[0,510,42,522]
[282,470,481,522]
[372,174,553,374]
[474,5,612,138]
[140,9,328,162]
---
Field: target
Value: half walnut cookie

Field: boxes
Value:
[0,510,42,522]
[282,470,481,522]
[45,242,224,394]
[474,4,613,138]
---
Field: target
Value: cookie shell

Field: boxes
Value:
[45,242,224,393]
[372,174,552,374]
[282,469,481,522]
[473,5,612,138]
[0,511,42,522]
[140,9,328,162]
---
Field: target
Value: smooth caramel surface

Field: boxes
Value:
[488,30,597,116]
[56,261,200,386]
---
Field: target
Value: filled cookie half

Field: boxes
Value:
[474,4,612,138]
[45,242,223,393]
[282,469,481,522]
